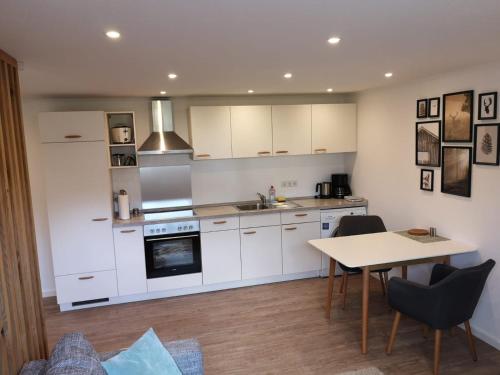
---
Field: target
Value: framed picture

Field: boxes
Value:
[478,92,497,120]
[428,97,440,118]
[474,124,500,165]
[441,146,472,197]
[416,120,441,167]
[443,90,474,142]
[420,169,434,191]
[416,99,428,118]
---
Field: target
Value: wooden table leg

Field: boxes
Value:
[401,265,408,280]
[442,255,451,265]
[361,266,370,354]
[325,258,337,319]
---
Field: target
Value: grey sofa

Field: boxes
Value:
[20,332,204,375]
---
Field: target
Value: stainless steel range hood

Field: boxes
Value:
[138,99,193,155]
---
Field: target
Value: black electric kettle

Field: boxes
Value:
[315,182,332,199]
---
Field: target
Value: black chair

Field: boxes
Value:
[333,215,392,308]
[386,259,495,375]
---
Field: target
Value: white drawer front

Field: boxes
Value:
[200,216,239,232]
[239,212,281,228]
[39,111,106,143]
[281,209,320,224]
[55,270,118,304]
[147,273,203,292]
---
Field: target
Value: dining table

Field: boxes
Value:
[308,230,476,354]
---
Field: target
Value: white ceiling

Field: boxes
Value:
[2,0,500,97]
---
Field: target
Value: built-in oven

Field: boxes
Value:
[143,220,201,279]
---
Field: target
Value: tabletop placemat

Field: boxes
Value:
[395,230,449,243]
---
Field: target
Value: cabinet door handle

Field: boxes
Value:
[295,213,308,217]
[213,220,227,225]
[196,154,211,158]
[78,276,94,280]
[275,150,288,154]
[284,227,297,231]
[314,148,327,153]
[120,229,136,233]
[65,134,82,139]
[257,151,270,155]
[243,231,256,235]
[92,218,108,222]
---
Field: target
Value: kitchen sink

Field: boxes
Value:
[236,203,270,211]
[235,201,301,211]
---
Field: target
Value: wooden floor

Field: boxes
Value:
[44,276,500,374]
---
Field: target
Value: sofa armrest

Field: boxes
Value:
[165,339,204,375]
[99,338,203,375]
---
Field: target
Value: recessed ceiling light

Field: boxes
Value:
[168,73,177,79]
[105,30,121,39]
[385,72,393,78]
[160,91,167,95]
[283,72,292,79]
[326,88,333,93]
[248,89,254,93]
[327,36,341,45]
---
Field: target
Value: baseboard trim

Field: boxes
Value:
[464,322,500,351]
[58,271,321,312]
[42,289,56,298]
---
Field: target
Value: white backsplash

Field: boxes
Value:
[111,153,350,209]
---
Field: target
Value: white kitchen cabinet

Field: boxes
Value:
[113,226,147,296]
[39,111,106,143]
[201,229,241,285]
[55,270,118,305]
[239,212,281,229]
[42,141,115,276]
[281,209,320,225]
[231,106,273,158]
[272,105,312,156]
[200,216,239,232]
[282,222,321,274]
[189,106,232,160]
[311,104,357,154]
[240,226,282,279]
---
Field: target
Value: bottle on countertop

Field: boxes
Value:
[268,185,276,204]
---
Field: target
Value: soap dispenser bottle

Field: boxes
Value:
[268,185,276,204]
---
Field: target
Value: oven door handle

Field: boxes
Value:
[145,234,199,242]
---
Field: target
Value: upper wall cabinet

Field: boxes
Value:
[189,106,232,160]
[311,104,357,153]
[39,111,106,143]
[231,106,272,158]
[188,103,356,160]
[272,105,312,156]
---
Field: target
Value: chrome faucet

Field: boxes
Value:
[257,192,267,206]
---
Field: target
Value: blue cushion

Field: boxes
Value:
[101,328,182,375]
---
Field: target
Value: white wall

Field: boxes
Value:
[352,62,500,349]
[22,94,354,296]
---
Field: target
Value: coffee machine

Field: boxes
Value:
[331,174,352,199]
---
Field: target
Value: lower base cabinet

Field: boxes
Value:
[240,225,282,279]
[113,226,147,296]
[55,270,118,304]
[282,222,321,274]
[201,229,242,284]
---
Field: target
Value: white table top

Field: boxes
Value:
[308,231,476,268]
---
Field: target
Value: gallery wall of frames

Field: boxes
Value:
[416,90,499,197]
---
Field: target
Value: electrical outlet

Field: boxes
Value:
[281,181,287,188]
[291,180,297,187]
